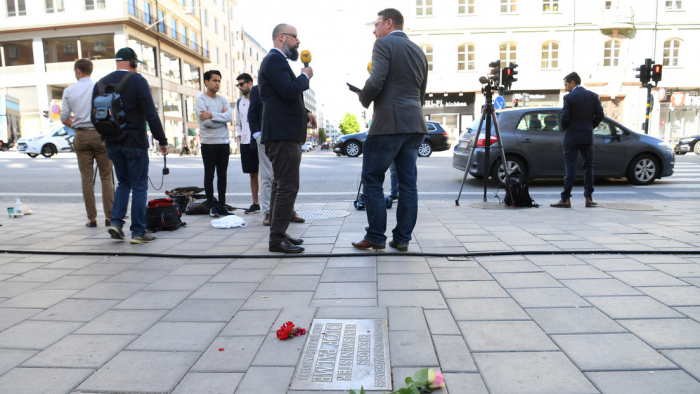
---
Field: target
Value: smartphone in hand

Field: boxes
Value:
[347,83,361,93]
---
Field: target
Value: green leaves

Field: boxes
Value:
[348,387,365,394]
[350,368,441,393]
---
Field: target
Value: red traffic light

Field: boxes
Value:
[654,65,661,73]
[506,68,512,76]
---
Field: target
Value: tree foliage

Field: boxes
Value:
[339,113,360,135]
[319,128,327,142]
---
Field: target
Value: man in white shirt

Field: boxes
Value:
[235,73,260,213]
[60,59,114,228]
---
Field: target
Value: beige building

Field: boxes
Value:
[241,30,267,86]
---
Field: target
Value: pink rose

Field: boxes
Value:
[427,370,445,389]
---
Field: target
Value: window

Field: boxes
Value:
[229,6,232,20]
[665,0,682,10]
[214,18,218,34]
[128,38,157,76]
[127,0,135,15]
[499,43,516,68]
[160,51,181,83]
[255,51,259,61]
[43,37,79,63]
[85,0,105,10]
[416,0,433,16]
[158,10,165,32]
[420,45,433,71]
[501,0,517,13]
[143,1,151,24]
[605,0,613,9]
[162,90,182,118]
[46,0,65,13]
[204,40,209,58]
[223,26,227,41]
[543,0,558,11]
[663,39,680,66]
[182,25,188,45]
[81,34,115,59]
[517,112,561,133]
[171,18,177,39]
[215,47,219,63]
[203,9,207,25]
[603,40,620,67]
[183,62,200,89]
[459,0,474,14]
[541,42,559,69]
[593,120,614,136]
[186,96,197,122]
[458,44,474,71]
[7,0,27,16]
[1,40,34,66]
[224,53,228,68]
[192,32,197,51]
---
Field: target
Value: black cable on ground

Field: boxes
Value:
[1,249,699,259]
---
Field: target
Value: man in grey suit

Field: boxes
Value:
[351,8,428,252]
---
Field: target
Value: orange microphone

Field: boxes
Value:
[301,50,312,67]
[367,62,372,74]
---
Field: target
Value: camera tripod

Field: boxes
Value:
[455,82,514,206]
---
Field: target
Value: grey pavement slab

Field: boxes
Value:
[587,259,655,271]
[552,333,677,371]
[326,256,376,268]
[618,318,700,349]
[22,334,135,368]
[209,268,271,283]
[258,275,320,291]
[234,366,295,394]
[388,307,429,331]
[0,282,42,298]
[378,274,439,291]
[507,287,590,308]
[71,262,135,276]
[189,283,259,300]
[77,350,200,393]
[609,270,689,287]
[270,261,326,276]
[0,349,36,376]
[172,372,243,394]
[526,307,626,334]
[314,282,376,298]
[479,259,543,273]
[676,306,700,322]
[7,268,73,283]
[389,330,439,367]
[252,331,304,366]
[433,335,478,372]
[315,306,387,319]
[491,272,564,288]
[378,291,447,308]
[377,261,430,273]
[0,320,83,350]
[474,351,598,394]
[102,269,168,283]
[638,286,700,306]
[448,298,530,320]
[432,267,493,281]
[443,373,489,394]
[38,275,109,290]
[30,299,119,322]
[220,310,280,336]
[561,279,643,296]
[241,291,314,309]
[525,255,586,266]
[585,296,684,319]
[439,281,510,298]
[586,370,700,394]
[321,267,376,282]
[0,367,92,394]
[629,255,692,264]
[0,263,47,275]
[460,321,558,352]
[661,349,700,381]
[540,265,611,279]
[69,282,147,299]
[191,336,265,372]
[0,307,41,331]
[75,310,168,335]
[114,290,192,309]
[127,322,225,351]
[169,263,228,276]
[162,299,243,322]
[424,309,461,335]
[144,275,212,290]
[0,289,78,308]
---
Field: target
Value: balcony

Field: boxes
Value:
[127,6,204,58]
[599,6,634,31]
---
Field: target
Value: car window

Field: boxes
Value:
[427,123,437,131]
[594,121,614,136]
[467,114,501,133]
[65,127,75,136]
[517,112,561,133]
[54,128,68,137]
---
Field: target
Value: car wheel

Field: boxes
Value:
[41,144,57,158]
[345,141,362,157]
[27,154,38,158]
[490,156,525,186]
[626,154,658,185]
[418,141,433,157]
[694,143,700,155]
[676,152,686,155]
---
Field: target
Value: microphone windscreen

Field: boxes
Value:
[479,76,489,84]
[300,50,312,64]
[367,62,372,74]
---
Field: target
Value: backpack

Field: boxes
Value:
[145,198,186,232]
[92,72,136,142]
[503,170,539,208]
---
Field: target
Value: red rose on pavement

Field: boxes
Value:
[277,321,295,340]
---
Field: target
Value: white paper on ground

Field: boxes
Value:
[211,215,247,228]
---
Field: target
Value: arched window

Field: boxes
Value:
[542,41,559,69]
[499,42,516,68]
[603,40,621,67]
[663,39,681,66]
[458,44,475,71]
[416,0,433,16]
[421,44,434,71]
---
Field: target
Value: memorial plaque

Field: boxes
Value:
[290,319,391,391]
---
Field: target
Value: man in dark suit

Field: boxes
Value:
[551,72,605,208]
[259,23,316,253]
[351,8,428,252]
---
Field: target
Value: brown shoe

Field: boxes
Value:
[105,218,111,227]
[86,220,97,228]
[352,238,386,250]
[585,197,598,208]
[550,199,571,208]
[262,212,270,226]
[291,210,305,223]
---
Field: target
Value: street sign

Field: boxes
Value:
[494,96,506,109]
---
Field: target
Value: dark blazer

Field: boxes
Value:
[258,49,310,143]
[360,31,428,136]
[247,85,263,135]
[560,86,605,146]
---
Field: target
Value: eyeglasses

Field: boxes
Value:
[373,19,389,28]
[236,82,248,87]
[282,33,299,40]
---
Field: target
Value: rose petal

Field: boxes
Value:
[218,348,224,351]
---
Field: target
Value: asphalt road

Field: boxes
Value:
[1,149,699,206]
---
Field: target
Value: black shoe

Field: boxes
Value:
[389,195,398,201]
[269,240,305,253]
[285,233,304,245]
[209,207,220,218]
[245,203,260,214]
[218,204,233,216]
[389,240,408,252]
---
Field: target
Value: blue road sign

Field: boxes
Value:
[494,96,506,109]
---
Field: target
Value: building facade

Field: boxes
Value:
[241,30,266,85]
[402,0,700,143]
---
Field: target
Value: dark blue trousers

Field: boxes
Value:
[562,143,594,201]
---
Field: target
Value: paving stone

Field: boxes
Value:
[270,262,326,276]
[8,269,73,283]
[0,289,78,308]
[127,322,225,351]
[220,310,280,336]
[0,367,92,394]
[326,256,376,268]
[526,307,626,334]
[388,307,428,331]
[426,257,480,268]
[30,299,118,322]
[552,333,677,371]
[209,268,271,283]
[460,321,557,351]
[102,269,169,283]
[0,308,42,331]
[661,349,700,381]
[189,283,259,300]
[321,267,376,282]
[439,281,509,298]
[38,275,109,290]
[144,275,211,291]
[377,261,431,274]
[682,277,700,287]
[71,263,134,276]
[114,290,192,309]
[638,286,700,306]
[618,318,700,349]
[389,330,438,367]
[162,299,243,322]
[676,306,700,323]
[433,335,478,372]
[169,264,228,276]
[22,334,135,368]
[448,298,530,321]
[561,278,643,296]
[0,282,42,298]
[191,336,265,372]
[586,296,683,319]
[432,267,493,281]
[0,349,36,376]
[44,256,105,269]
[75,310,168,334]
[586,370,700,394]
[77,350,200,393]
[70,282,147,300]
[258,275,320,291]
[507,287,590,308]
[585,258,654,272]
[479,260,543,273]
[310,299,377,307]
[316,306,387,319]
[0,263,46,275]
[474,351,598,394]
[252,331,304,366]
[525,255,587,266]
[443,373,489,394]
[235,366,295,394]
[540,265,611,279]
[172,372,243,394]
[378,274,439,291]
[491,272,563,288]
[630,255,691,264]
[424,309,461,335]
[314,282,376,299]
[0,321,82,350]
[379,291,447,308]
[241,291,314,309]
[609,270,689,287]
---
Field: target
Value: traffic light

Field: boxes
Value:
[509,62,518,85]
[651,64,663,85]
[488,60,500,86]
[513,98,519,108]
[42,110,49,118]
[635,64,648,85]
[501,67,511,89]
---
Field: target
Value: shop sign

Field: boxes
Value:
[671,92,686,107]
[424,100,468,108]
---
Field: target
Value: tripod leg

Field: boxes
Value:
[455,109,487,206]
[491,111,515,206]
[483,108,492,202]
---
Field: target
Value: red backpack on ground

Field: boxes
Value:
[145,198,186,232]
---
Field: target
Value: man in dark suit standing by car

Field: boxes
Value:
[259,23,316,254]
[551,72,605,208]
[351,8,428,252]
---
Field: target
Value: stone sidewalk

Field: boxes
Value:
[0,199,699,393]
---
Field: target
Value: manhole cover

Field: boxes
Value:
[469,202,532,210]
[597,203,664,211]
[296,210,351,220]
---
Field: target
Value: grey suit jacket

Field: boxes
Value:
[360,31,428,136]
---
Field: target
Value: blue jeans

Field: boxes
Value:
[389,162,398,196]
[562,143,594,201]
[107,145,149,237]
[362,133,425,245]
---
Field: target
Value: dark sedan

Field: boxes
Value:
[670,135,700,155]
[453,108,675,185]
[333,121,451,157]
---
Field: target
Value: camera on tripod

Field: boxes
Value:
[481,60,518,96]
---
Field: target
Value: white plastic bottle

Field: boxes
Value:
[15,198,23,217]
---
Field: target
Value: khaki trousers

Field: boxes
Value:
[74,129,114,220]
